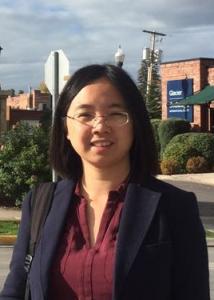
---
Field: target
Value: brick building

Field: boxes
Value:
[160,58,214,132]
[0,89,13,135]
[0,89,51,135]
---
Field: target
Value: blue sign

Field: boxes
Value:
[167,79,193,121]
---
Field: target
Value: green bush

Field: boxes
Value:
[162,142,198,173]
[158,118,191,156]
[160,159,180,175]
[150,119,162,158]
[0,123,51,206]
[186,156,209,173]
[169,132,214,166]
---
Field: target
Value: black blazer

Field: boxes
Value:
[0,177,210,300]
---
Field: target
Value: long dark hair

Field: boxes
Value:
[49,64,158,183]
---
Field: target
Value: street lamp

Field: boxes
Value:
[114,45,125,67]
[0,46,3,55]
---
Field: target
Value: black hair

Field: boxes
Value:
[49,64,158,183]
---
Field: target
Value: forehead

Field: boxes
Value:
[68,78,126,111]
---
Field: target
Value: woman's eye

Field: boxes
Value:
[77,113,94,120]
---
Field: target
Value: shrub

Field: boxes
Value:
[158,118,191,156]
[160,159,180,175]
[186,156,210,173]
[0,123,51,206]
[150,119,162,158]
[169,132,214,166]
[162,142,198,174]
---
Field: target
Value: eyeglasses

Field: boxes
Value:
[65,111,129,127]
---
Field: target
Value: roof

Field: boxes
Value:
[178,85,214,105]
[161,57,214,65]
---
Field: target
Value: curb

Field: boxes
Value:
[0,235,17,246]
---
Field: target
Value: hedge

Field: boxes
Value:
[168,132,214,165]
[161,132,214,174]
[162,142,198,173]
[158,118,191,156]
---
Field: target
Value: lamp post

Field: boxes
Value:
[0,46,3,55]
[114,45,125,68]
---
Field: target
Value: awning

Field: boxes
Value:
[178,85,214,105]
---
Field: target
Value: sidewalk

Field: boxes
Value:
[0,207,21,221]
[157,172,214,186]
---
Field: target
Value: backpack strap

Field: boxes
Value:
[24,182,57,300]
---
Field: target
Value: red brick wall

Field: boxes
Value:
[160,58,214,129]
[8,108,45,128]
[208,66,214,85]
[6,90,51,110]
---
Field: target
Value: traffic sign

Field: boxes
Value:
[44,49,70,95]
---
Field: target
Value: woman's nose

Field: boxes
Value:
[92,116,111,132]
[93,116,106,127]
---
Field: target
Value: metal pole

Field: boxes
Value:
[52,51,59,182]
[146,33,155,96]
[143,30,166,96]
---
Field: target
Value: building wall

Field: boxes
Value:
[7,93,29,109]
[8,108,45,128]
[160,58,214,129]
[0,90,51,134]
[7,90,51,110]
[0,90,13,135]
[0,98,7,135]
[208,66,214,86]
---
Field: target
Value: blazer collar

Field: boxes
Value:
[113,183,161,300]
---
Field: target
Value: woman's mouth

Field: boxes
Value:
[90,140,113,147]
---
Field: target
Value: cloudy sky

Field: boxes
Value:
[0,0,214,92]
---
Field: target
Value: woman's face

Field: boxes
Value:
[66,78,134,171]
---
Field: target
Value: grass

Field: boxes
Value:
[206,229,214,239]
[0,221,19,235]
[0,220,214,240]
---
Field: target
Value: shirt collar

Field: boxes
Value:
[74,179,128,202]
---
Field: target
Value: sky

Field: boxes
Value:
[0,0,214,93]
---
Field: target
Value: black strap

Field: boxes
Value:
[24,182,57,300]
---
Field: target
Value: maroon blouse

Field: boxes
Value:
[48,183,126,300]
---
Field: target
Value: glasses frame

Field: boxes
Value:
[64,111,129,128]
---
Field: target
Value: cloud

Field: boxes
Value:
[0,0,214,91]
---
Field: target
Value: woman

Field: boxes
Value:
[0,64,210,300]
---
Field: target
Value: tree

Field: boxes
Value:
[0,123,51,206]
[38,81,50,93]
[138,52,161,119]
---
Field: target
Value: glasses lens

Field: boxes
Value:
[74,113,94,125]
[107,112,128,126]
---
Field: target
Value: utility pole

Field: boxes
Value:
[143,30,166,95]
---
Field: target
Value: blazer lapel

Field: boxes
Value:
[113,183,161,300]
[39,179,76,296]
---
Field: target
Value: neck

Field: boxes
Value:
[81,162,130,198]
